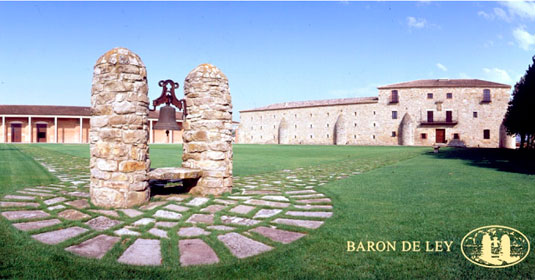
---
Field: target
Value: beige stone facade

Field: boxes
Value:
[238,79,515,148]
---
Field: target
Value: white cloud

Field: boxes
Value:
[407,17,427,29]
[328,84,379,98]
[513,25,535,50]
[459,73,471,79]
[478,10,494,20]
[436,63,448,72]
[502,1,535,20]
[493,7,511,22]
[483,67,513,84]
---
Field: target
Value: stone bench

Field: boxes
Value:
[148,167,202,181]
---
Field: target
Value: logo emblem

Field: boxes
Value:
[461,225,530,268]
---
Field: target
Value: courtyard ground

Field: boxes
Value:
[0,144,533,279]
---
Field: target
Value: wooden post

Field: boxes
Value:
[150,120,153,143]
[54,117,58,143]
[79,117,83,143]
[28,116,31,143]
[1,116,4,143]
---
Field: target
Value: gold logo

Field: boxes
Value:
[461,225,530,268]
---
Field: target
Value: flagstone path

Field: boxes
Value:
[0,147,373,267]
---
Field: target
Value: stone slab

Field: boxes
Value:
[47,205,66,211]
[66,234,120,259]
[153,210,182,220]
[118,238,162,266]
[155,221,178,228]
[242,190,281,195]
[164,204,189,212]
[290,194,325,198]
[217,232,273,258]
[286,211,332,218]
[179,239,219,266]
[186,197,210,207]
[120,209,144,218]
[201,204,226,213]
[186,214,214,225]
[58,209,91,221]
[148,227,168,238]
[140,201,167,210]
[296,198,331,204]
[272,218,324,229]
[178,226,210,237]
[133,218,155,226]
[207,225,235,231]
[261,196,289,202]
[213,199,237,205]
[229,205,255,215]
[221,216,261,226]
[3,195,36,201]
[294,205,333,210]
[17,191,55,197]
[32,226,88,245]
[67,192,90,198]
[88,210,120,218]
[1,210,50,220]
[251,226,306,244]
[114,227,140,236]
[65,199,90,209]
[13,219,62,231]
[148,167,202,180]
[253,209,282,219]
[244,199,290,208]
[43,197,67,205]
[85,216,122,231]
[0,201,40,208]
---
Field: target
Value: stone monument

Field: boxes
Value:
[89,47,150,208]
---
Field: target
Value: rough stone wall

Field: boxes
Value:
[239,86,513,148]
[182,64,233,196]
[90,47,150,208]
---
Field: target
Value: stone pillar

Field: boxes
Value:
[399,113,414,146]
[334,114,347,145]
[278,118,289,144]
[182,64,233,196]
[89,47,150,208]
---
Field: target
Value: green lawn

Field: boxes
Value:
[1,144,534,279]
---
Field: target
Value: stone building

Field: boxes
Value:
[0,105,183,144]
[238,79,515,148]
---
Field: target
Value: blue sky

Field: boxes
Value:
[1,1,534,121]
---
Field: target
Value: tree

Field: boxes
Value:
[504,55,535,149]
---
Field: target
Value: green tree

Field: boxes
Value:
[505,55,535,149]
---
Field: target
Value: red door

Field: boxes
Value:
[11,123,21,143]
[37,124,47,143]
[436,129,446,143]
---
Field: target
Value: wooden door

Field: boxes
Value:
[446,111,452,123]
[427,111,434,123]
[37,124,47,143]
[435,129,446,143]
[11,123,21,143]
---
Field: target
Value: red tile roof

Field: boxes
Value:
[0,105,183,119]
[240,97,379,113]
[378,79,511,89]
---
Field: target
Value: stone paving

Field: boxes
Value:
[0,146,375,267]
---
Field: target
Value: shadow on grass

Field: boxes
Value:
[432,147,535,175]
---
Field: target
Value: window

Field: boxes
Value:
[309,113,312,117]
[392,131,396,137]
[473,112,478,118]
[373,111,376,115]
[483,129,490,139]
[392,111,398,119]
[446,111,453,123]
[295,114,297,118]
[373,123,376,127]
[294,124,297,128]
[427,111,434,122]
[354,123,357,127]
[273,125,276,128]
[310,135,313,139]
[354,135,356,139]
[483,89,491,102]
[447,92,453,99]
[390,90,399,103]
[327,112,330,116]
[453,133,460,140]
[326,123,329,128]
[354,112,357,116]
[421,133,427,139]
[373,135,376,139]
[427,93,433,99]
[310,124,313,128]
[327,134,329,138]
[260,136,262,139]
[294,135,297,139]
[260,126,262,130]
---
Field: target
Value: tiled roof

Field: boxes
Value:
[378,79,511,89]
[0,105,183,119]
[240,97,378,113]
